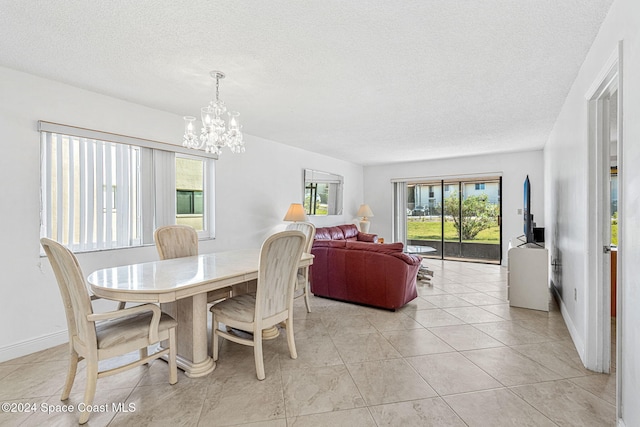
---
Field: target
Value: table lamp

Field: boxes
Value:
[283,203,307,222]
[357,204,374,233]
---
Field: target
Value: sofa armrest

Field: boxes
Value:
[357,232,378,243]
[391,252,422,265]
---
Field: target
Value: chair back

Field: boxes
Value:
[285,222,316,254]
[255,231,306,321]
[40,238,96,348]
[154,225,198,260]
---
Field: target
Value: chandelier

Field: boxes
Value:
[183,70,245,155]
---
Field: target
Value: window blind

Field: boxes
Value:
[39,121,216,253]
[40,133,142,251]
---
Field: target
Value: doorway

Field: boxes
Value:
[585,44,622,425]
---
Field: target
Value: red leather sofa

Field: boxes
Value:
[310,224,421,310]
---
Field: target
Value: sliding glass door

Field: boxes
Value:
[404,177,501,263]
[407,182,444,257]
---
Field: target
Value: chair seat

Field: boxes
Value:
[96,312,177,349]
[211,293,256,323]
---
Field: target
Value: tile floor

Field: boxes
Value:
[0,260,617,426]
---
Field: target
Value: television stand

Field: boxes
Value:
[507,240,549,311]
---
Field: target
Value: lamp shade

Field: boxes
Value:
[283,203,307,222]
[357,204,374,218]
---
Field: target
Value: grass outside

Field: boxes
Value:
[409,219,617,245]
[304,203,327,215]
[408,220,500,244]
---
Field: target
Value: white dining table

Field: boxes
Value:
[87,248,314,378]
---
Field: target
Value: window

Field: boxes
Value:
[303,169,343,216]
[395,176,502,263]
[176,155,207,231]
[40,121,216,252]
[176,191,203,215]
[304,182,326,215]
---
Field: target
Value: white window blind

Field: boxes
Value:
[41,133,142,251]
[39,121,216,253]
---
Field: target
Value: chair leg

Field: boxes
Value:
[60,345,78,401]
[79,359,98,424]
[139,347,148,364]
[285,317,298,360]
[303,283,312,313]
[253,329,265,380]
[168,327,178,385]
[212,315,219,362]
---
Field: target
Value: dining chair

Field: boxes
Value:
[154,225,232,303]
[40,238,178,425]
[285,221,316,312]
[210,230,306,380]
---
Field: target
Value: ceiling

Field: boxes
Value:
[0,1,613,166]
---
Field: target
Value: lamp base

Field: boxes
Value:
[359,220,371,233]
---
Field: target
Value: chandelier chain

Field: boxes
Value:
[215,75,220,102]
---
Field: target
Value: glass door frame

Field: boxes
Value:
[405,176,502,264]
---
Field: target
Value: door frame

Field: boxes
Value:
[584,43,622,407]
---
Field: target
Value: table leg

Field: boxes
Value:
[162,293,215,378]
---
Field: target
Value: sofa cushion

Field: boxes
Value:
[315,226,344,240]
[314,227,332,240]
[345,241,404,254]
[327,226,346,240]
[338,224,359,240]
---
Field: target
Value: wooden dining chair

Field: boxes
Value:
[40,238,178,425]
[154,225,232,302]
[210,230,306,380]
[285,221,316,312]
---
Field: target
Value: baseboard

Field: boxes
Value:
[552,286,586,365]
[0,330,68,363]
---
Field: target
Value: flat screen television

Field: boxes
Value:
[523,175,534,243]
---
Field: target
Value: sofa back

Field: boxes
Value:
[314,224,378,243]
[314,224,359,241]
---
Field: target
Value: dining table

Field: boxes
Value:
[87,248,314,378]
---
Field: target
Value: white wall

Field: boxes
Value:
[0,66,362,361]
[544,0,639,424]
[363,150,545,265]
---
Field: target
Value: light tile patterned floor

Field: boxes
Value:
[0,260,616,426]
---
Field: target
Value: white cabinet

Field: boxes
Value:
[507,243,549,311]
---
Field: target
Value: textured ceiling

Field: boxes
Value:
[0,1,613,165]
